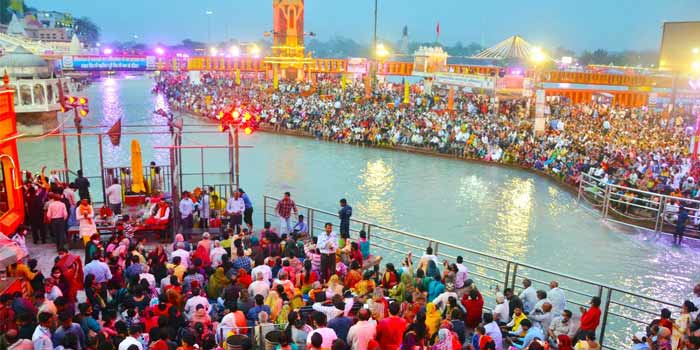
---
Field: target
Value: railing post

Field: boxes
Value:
[434,242,439,257]
[503,261,511,291]
[599,288,613,348]
[577,175,584,201]
[510,263,518,290]
[654,196,666,233]
[309,209,314,238]
[263,196,267,223]
[602,184,612,220]
[366,224,371,241]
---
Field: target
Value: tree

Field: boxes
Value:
[74,17,100,46]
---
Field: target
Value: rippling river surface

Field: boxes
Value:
[18,76,700,306]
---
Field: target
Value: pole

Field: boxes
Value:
[373,0,378,53]
[234,125,240,190]
[61,123,68,172]
[228,128,234,194]
[74,109,83,171]
[200,147,205,187]
[98,134,106,204]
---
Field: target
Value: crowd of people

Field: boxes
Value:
[155,71,700,239]
[3,189,700,350]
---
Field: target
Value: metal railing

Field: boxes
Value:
[578,172,700,238]
[262,195,682,350]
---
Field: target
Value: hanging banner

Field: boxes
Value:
[447,87,455,110]
[341,74,347,91]
[434,72,496,90]
[364,75,371,99]
[273,68,279,90]
[403,79,410,104]
[235,69,241,85]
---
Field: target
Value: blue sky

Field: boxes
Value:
[35,0,700,52]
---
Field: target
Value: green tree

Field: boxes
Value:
[74,16,100,46]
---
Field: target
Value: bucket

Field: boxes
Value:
[225,335,249,350]
[264,330,282,350]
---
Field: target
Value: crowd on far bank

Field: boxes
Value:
[155,71,700,241]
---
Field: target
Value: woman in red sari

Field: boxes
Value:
[237,268,252,288]
[54,249,84,303]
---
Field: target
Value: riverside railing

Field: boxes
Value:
[578,172,700,238]
[263,195,682,350]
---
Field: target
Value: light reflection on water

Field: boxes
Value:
[17,76,700,319]
[492,178,534,261]
[356,159,395,226]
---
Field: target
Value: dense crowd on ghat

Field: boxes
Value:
[4,162,700,350]
[155,71,700,230]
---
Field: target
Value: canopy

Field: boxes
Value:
[473,35,535,60]
[131,139,146,193]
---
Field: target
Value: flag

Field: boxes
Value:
[107,118,122,146]
[436,21,440,40]
[235,69,241,85]
[341,74,347,91]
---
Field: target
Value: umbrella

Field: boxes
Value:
[131,139,146,193]
[0,233,27,268]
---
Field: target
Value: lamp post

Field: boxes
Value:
[61,96,89,171]
[529,46,546,134]
[216,107,257,191]
[373,0,378,54]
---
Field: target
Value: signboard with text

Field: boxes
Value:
[434,72,496,90]
[62,55,157,71]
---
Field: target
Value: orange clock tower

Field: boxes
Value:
[267,0,312,79]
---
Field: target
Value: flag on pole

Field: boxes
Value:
[107,118,122,146]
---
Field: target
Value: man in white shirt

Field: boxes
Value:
[171,242,191,269]
[548,281,567,315]
[483,313,503,350]
[420,246,439,270]
[184,287,210,319]
[316,223,338,282]
[32,312,55,350]
[225,191,245,234]
[210,240,227,268]
[105,180,123,215]
[312,295,345,322]
[179,192,195,230]
[118,325,143,350]
[251,261,273,282]
[248,272,270,298]
[529,302,553,333]
[455,256,469,295]
[519,278,538,314]
[83,253,113,284]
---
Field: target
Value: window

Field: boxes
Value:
[19,85,31,105]
[33,84,45,104]
[0,160,7,216]
[46,84,54,103]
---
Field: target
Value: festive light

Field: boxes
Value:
[229,46,241,57]
[103,48,113,55]
[210,47,218,56]
[376,43,390,58]
[78,108,89,117]
[244,127,253,135]
[250,45,261,57]
[155,47,165,56]
[78,97,88,105]
[531,47,546,63]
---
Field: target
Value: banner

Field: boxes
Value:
[273,69,279,90]
[434,72,495,90]
[235,69,241,86]
[447,87,455,110]
[403,79,410,104]
[341,74,347,91]
[62,55,157,71]
[364,75,371,99]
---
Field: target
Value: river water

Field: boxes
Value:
[18,76,700,309]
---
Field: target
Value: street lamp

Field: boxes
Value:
[216,106,258,190]
[529,46,547,131]
[229,46,241,57]
[250,45,261,58]
[376,43,390,59]
[210,47,218,56]
[60,96,90,171]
